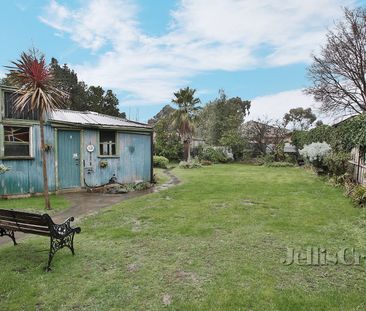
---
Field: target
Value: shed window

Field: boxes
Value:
[4,126,31,157]
[99,130,116,156]
[4,91,39,120]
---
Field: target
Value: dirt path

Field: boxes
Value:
[0,169,180,246]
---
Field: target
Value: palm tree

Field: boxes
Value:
[6,49,67,209]
[171,87,201,161]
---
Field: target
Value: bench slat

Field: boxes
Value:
[17,228,50,236]
[0,222,51,236]
[0,221,50,232]
[0,215,48,226]
[0,209,46,221]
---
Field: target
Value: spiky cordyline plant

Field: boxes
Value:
[6,49,67,209]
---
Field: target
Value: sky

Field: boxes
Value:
[0,0,365,123]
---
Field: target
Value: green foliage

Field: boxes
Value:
[350,185,366,207]
[324,151,351,176]
[283,107,317,130]
[0,195,69,213]
[178,160,202,169]
[273,142,286,162]
[197,90,250,159]
[265,162,295,167]
[284,153,298,164]
[260,154,276,164]
[153,156,169,169]
[153,114,183,162]
[171,87,201,161]
[328,174,352,187]
[198,146,228,163]
[50,58,126,117]
[292,115,366,152]
[219,130,247,160]
[133,182,152,191]
[292,125,334,150]
[335,114,366,150]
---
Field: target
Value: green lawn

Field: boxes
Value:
[154,167,170,185]
[1,164,366,310]
[0,194,70,214]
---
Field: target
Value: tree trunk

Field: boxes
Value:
[187,140,191,162]
[183,140,189,161]
[40,114,51,210]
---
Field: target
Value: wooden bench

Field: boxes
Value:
[0,209,81,271]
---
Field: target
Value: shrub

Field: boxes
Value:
[200,160,213,166]
[292,125,334,150]
[299,142,331,172]
[199,147,228,163]
[350,185,366,207]
[179,160,202,169]
[251,154,275,166]
[134,181,152,191]
[284,153,298,164]
[328,173,352,187]
[344,180,357,197]
[153,156,169,169]
[324,151,351,176]
[265,162,295,167]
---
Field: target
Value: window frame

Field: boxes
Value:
[98,130,118,157]
[2,124,33,159]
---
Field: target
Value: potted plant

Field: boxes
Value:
[0,164,10,174]
[99,160,108,168]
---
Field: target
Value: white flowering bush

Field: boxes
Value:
[299,142,331,170]
[0,164,9,174]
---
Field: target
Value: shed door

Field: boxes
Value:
[57,130,81,189]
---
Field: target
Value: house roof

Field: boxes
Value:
[49,109,152,130]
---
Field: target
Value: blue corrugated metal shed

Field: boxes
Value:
[0,86,153,197]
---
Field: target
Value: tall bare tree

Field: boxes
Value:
[305,7,366,116]
[244,118,288,159]
[6,49,67,209]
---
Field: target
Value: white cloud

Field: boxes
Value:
[248,89,325,122]
[40,0,139,51]
[39,0,355,106]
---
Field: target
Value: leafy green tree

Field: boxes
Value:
[219,130,247,160]
[50,58,89,111]
[198,90,251,159]
[103,90,125,118]
[283,107,317,130]
[50,58,126,117]
[172,87,201,161]
[154,116,183,161]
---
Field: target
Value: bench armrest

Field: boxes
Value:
[44,215,81,238]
